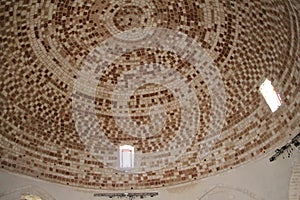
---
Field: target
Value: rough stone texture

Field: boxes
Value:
[0,0,299,190]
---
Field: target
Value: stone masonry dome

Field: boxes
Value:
[0,0,299,191]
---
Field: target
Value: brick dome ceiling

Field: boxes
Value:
[0,0,299,190]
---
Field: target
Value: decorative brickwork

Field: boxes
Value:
[0,0,299,190]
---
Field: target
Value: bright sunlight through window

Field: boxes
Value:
[259,79,282,112]
[120,145,134,169]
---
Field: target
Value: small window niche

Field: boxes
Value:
[259,79,282,112]
[119,145,134,169]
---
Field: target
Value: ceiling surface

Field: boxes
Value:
[0,0,299,190]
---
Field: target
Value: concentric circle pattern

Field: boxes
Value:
[0,0,299,190]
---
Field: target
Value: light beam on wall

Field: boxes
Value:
[20,195,43,200]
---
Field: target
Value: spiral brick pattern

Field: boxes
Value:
[0,0,299,189]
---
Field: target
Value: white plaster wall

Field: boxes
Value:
[0,151,297,200]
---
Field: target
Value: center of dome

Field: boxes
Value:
[113,5,146,31]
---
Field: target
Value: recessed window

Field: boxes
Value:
[259,79,282,112]
[120,145,134,169]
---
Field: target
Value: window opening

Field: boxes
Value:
[259,79,282,112]
[120,145,134,169]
